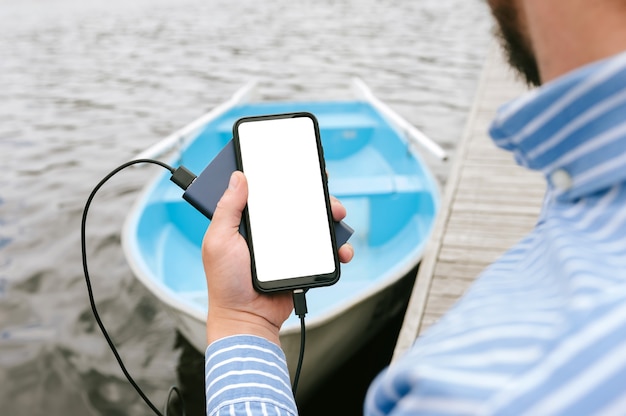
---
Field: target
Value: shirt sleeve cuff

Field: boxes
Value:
[205,335,297,416]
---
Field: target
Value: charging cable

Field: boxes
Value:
[291,289,308,396]
[81,158,310,413]
[81,159,192,416]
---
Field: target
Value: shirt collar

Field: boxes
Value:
[489,50,626,202]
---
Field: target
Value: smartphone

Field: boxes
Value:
[233,112,340,293]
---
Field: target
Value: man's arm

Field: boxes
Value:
[202,171,353,415]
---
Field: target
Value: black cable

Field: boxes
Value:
[81,158,188,416]
[291,289,308,396]
[83,158,311,411]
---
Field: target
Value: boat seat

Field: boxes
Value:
[328,175,426,197]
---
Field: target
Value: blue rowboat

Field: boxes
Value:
[122,78,442,401]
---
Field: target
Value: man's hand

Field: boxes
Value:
[202,171,353,346]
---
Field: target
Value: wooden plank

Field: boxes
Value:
[441,232,529,251]
[437,246,508,265]
[429,275,478,298]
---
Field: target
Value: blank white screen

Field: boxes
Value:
[238,116,336,282]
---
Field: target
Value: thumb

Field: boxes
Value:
[211,171,248,232]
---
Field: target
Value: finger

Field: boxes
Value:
[329,195,347,222]
[210,171,248,233]
[338,243,354,264]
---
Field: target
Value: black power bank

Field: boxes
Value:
[182,139,354,246]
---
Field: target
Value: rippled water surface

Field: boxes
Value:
[0,0,492,414]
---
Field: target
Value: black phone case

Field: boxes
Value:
[182,139,354,246]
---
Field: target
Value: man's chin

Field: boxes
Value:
[496,26,542,87]
[489,1,542,87]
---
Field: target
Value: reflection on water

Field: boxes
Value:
[0,0,492,414]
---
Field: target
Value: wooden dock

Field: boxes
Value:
[393,44,546,360]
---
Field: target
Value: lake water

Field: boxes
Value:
[0,0,493,414]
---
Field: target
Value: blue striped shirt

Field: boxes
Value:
[206,50,626,415]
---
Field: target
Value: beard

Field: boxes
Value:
[490,2,542,87]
